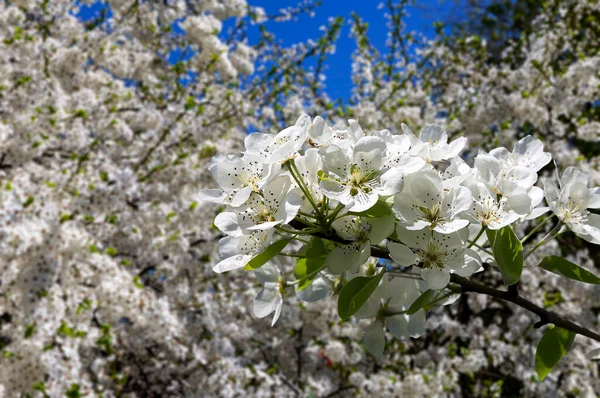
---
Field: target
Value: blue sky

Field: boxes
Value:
[249,0,451,99]
[77,1,452,100]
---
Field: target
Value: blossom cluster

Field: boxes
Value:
[205,114,600,357]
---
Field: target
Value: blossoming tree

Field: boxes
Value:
[1,0,600,396]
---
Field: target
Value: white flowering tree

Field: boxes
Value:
[1,0,600,396]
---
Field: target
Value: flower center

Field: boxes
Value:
[419,243,446,269]
[477,197,501,226]
[419,204,444,229]
[561,200,586,224]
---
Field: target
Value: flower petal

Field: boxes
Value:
[421,267,450,290]
[363,320,386,357]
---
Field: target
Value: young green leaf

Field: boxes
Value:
[539,256,600,284]
[535,326,575,380]
[407,289,436,315]
[245,238,293,270]
[295,238,327,290]
[486,227,523,285]
[338,271,385,320]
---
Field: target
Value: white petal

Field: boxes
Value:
[588,187,600,209]
[528,186,545,207]
[366,215,396,243]
[208,154,245,191]
[347,190,379,213]
[332,215,362,241]
[406,170,444,208]
[451,248,482,277]
[198,189,228,204]
[282,188,304,224]
[387,242,418,267]
[407,309,426,337]
[498,166,538,196]
[271,295,284,326]
[388,276,421,309]
[247,220,283,231]
[325,241,370,274]
[296,277,330,302]
[419,124,447,146]
[580,214,600,245]
[255,262,280,284]
[374,168,404,196]
[433,219,469,234]
[214,212,242,236]
[254,282,279,318]
[396,227,431,251]
[213,254,252,273]
[230,185,253,208]
[218,236,241,258]
[392,193,423,226]
[587,348,600,360]
[387,314,409,341]
[363,320,386,357]
[505,192,533,215]
[513,135,551,172]
[421,267,450,290]
[562,166,588,186]
[442,186,473,218]
[320,144,350,179]
[320,179,353,206]
[441,136,467,159]
[524,206,550,220]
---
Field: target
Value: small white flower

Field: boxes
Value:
[375,129,426,174]
[213,229,274,273]
[244,113,311,164]
[354,274,426,357]
[296,276,330,302]
[253,262,287,326]
[307,116,352,149]
[402,123,467,162]
[214,176,302,235]
[325,215,395,274]
[320,136,404,212]
[294,148,325,213]
[489,135,552,172]
[199,154,279,207]
[543,167,600,244]
[393,169,472,234]
[388,227,481,290]
[464,181,534,229]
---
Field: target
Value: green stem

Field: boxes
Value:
[326,203,345,226]
[524,222,562,260]
[297,211,319,219]
[521,214,554,244]
[276,225,320,236]
[467,241,493,255]
[468,226,487,249]
[288,160,323,219]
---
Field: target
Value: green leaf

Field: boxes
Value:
[338,271,385,320]
[407,290,436,315]
[486,227,523,285]
[295,238,327,290]
[535,326,575,380]
[245,238,293,271]
[540,256,600,284]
